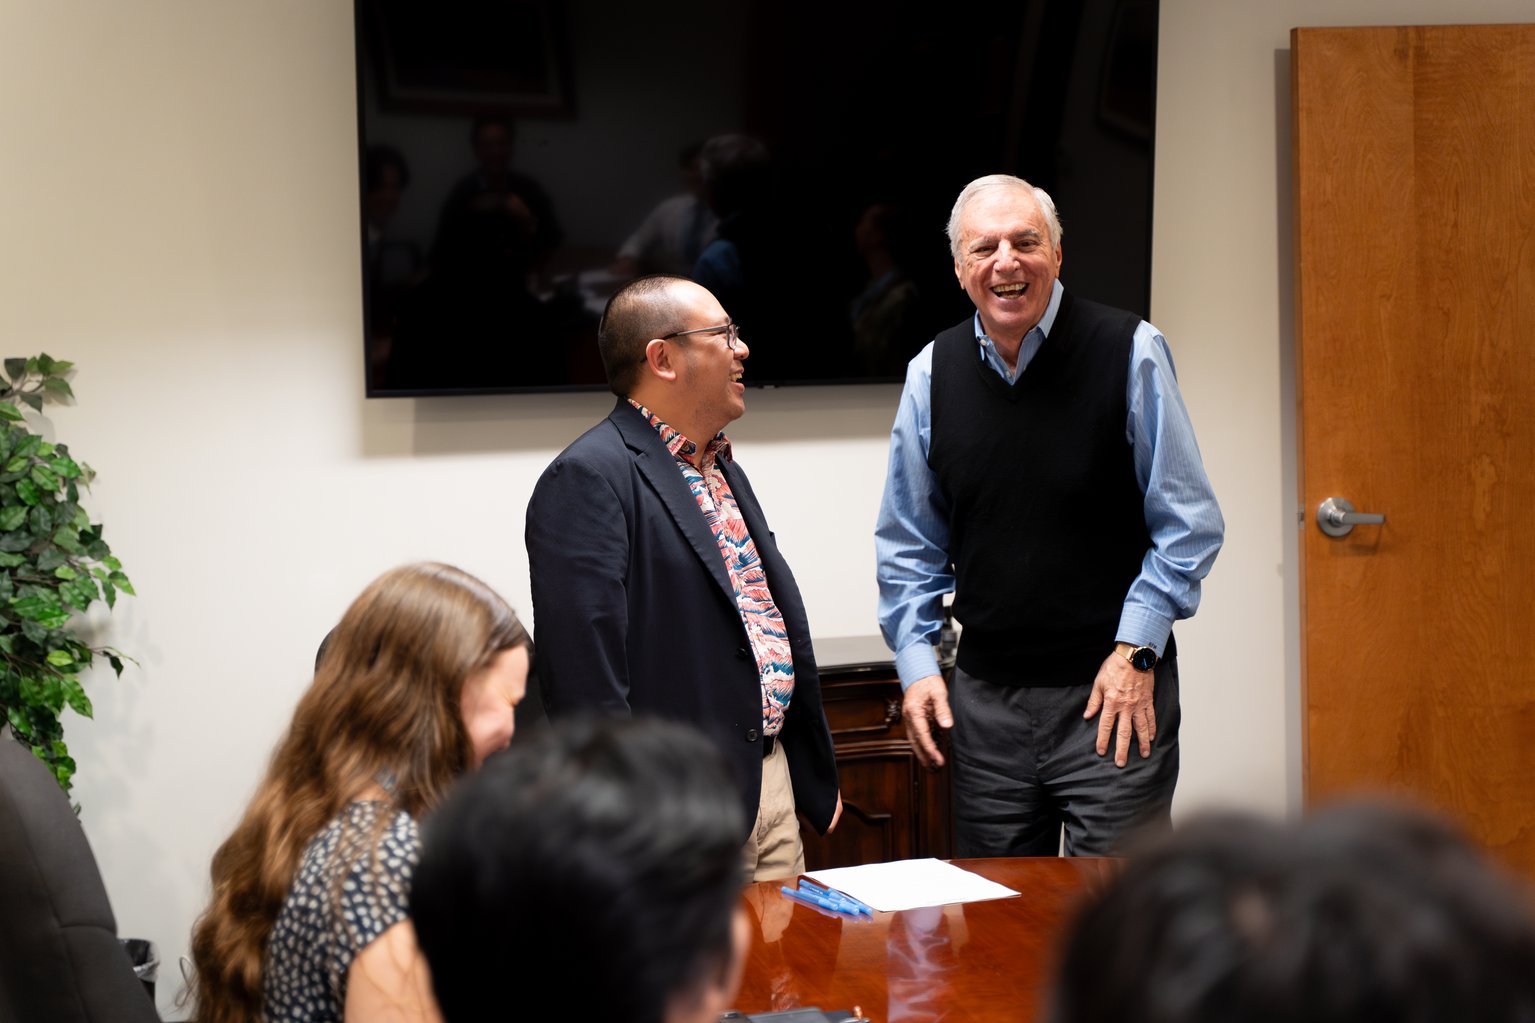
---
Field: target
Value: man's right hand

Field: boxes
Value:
[902,674,953,770]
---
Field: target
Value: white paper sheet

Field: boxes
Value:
[805,858,1020,912]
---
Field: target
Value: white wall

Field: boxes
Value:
[2,0,1529,1017]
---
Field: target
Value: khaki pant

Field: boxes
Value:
[741,740,805,882]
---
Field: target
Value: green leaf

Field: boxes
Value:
[107,654,124,677]
[10,591,69,629]
[42,378,74,401]
[49,456,81,479]
[3,358,25,380]
[63,577,99,609]
[19,392,42,413]
[0,506,24,531]
[15,478,38,506]
[109,571,135,596]
[35,354,55,375]
[10,593,50,620]
[62,677,92,718]
[28,504,53,536]
[37,547,67,572]
[48,752,75,793]
[19,673,63,712]
[53,565,78,581]
[4,456,27,474]
[0,531,32,552]
[0,404,22,423]
[102,581,116,609]
[46,649,74,666]
[13,433,40,459]
[51,527,82,554]
[49,360,74,375]
[103,556,121,571]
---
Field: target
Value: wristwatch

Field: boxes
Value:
[1114,641,1158,672]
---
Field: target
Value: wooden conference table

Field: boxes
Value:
[734,858,1118,1023]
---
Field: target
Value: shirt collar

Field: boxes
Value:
[971,278,1065,347]
[627,398,732,466]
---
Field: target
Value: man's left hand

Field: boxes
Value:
[827,792,844,834]
[1083,652,1156,767]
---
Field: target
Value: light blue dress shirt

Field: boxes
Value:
[875,280,1225,688]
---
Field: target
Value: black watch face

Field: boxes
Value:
[1130,647,1157,671]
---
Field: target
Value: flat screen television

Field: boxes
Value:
[355,0,1158,396]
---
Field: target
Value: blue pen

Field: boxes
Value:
[799,880,871,916]
[828,889,875,916]
[780,885,856,915]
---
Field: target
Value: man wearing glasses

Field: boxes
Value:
[526,275,840,881]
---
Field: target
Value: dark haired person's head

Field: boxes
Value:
[698,133,770,219]
[1049,799,1535,1023]
[469,113,515,171]
[411,715,748,1023]
[597,274,692,396]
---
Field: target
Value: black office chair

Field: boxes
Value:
[0,732,160,1022]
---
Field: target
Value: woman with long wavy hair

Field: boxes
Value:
[188,562,531,1023]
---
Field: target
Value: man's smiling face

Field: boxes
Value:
[953,187,1063,345]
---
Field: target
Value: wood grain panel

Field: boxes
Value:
[1294,25,1535,872]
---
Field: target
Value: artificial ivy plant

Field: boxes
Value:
[0,355,133,795]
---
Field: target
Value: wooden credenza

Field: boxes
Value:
[800,636,952,869]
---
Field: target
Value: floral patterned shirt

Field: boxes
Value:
[630,399,795,735]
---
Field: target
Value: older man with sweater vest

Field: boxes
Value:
[876,175,1224,856]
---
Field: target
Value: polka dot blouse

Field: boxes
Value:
[262,801,420,1021]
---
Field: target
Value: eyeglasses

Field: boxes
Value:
[660,321,744,353]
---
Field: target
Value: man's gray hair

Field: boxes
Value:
[946,174,1063,261]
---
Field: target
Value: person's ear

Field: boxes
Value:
[643,337,681,383]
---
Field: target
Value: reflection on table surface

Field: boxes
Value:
[735,858,1119,1023]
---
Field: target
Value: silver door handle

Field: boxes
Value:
[1317,496,1385,537]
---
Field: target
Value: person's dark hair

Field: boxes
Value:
[364,144,410,191]
[411,715,746,1023]
[698,133,770,218]
[597,274,692,396]
[469,113,514,147]
[1048,800,1535,1023]
[677,140,705,171]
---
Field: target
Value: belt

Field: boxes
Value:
[762,734,777,758]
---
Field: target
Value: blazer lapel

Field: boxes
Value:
[609,402,736,605]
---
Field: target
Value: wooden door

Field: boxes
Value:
[1293,25,1535,873]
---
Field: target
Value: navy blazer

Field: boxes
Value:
[526,399,839,835]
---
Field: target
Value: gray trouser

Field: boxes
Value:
[950,657,1180,857]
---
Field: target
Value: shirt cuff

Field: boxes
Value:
[1115,605,1175,657]
[896,643,942,690]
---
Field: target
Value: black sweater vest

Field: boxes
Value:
[929,292,1156,686]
